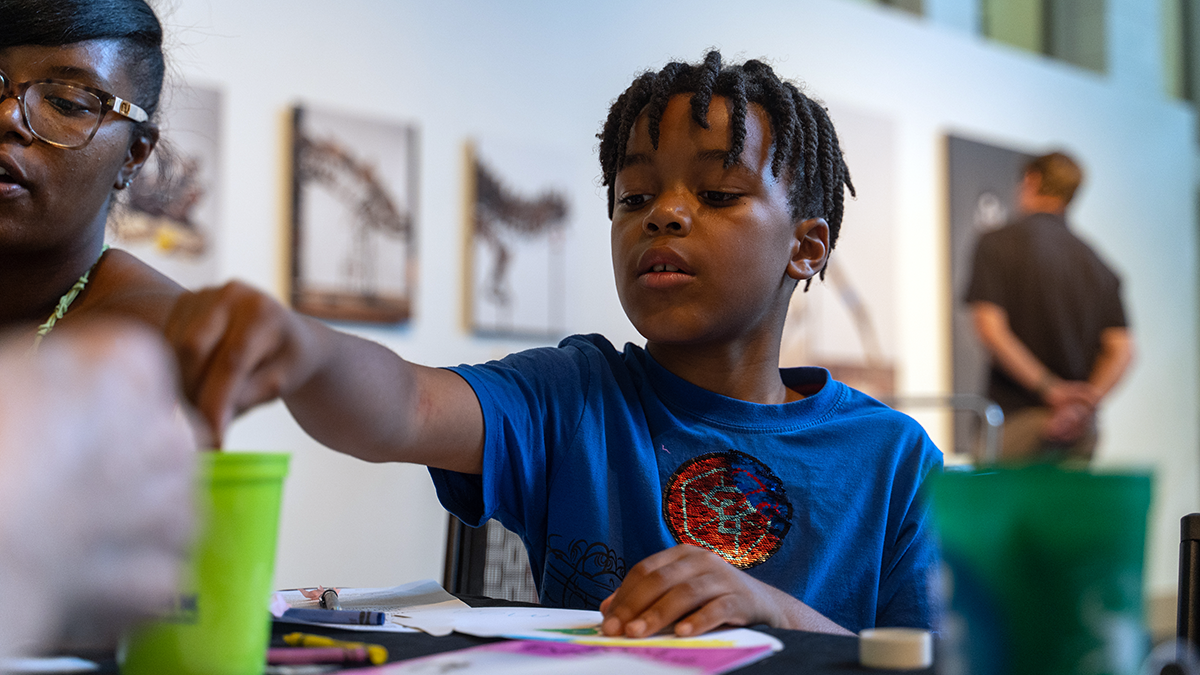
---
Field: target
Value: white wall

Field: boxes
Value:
[160,0,1200,599]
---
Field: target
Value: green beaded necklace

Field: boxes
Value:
[32,244,110,349]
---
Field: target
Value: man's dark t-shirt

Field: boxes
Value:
[965,212,1127,413]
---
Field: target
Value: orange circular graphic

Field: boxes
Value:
[663,450,792,569]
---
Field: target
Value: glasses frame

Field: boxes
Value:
[0,69,149,149]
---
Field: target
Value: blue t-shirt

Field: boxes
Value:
[430,334,942,632]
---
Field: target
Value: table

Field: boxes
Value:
[268,595,936,675]
[27,596,935,674]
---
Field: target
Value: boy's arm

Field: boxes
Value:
[166,282,484,473]
[599,545,853,637]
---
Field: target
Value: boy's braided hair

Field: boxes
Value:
[598,51,855,282]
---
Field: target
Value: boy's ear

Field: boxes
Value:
[786,217,830,282]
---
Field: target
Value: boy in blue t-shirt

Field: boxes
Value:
[167,51,942,637]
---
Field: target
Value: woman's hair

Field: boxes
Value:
[0,0,165,120]
[598,51,854,281]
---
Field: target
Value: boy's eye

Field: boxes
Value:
[700,191,741,204]
[618,194,650,208]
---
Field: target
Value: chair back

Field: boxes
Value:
[443,516,539,603]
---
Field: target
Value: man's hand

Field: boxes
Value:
[165,281,329,447]
[598,544,851,638]
[1040,379,1097,445]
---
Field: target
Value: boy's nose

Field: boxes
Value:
[642,197,693,236]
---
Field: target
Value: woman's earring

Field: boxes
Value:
[119,178,132,190]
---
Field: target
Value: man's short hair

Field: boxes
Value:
[1025,152,1083,205]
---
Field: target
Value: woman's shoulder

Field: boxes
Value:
[73,248,186,331]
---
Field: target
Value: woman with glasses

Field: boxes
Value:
[0,0,182,344]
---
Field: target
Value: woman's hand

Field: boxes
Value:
[165,281,329,447]
[598,544,851,638]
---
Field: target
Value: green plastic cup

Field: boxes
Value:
[931,465,1152,675]
[120,452,289,675]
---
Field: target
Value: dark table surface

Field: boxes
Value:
[24,595,935,674]
[270,595,935,675]
[272,624,934,674]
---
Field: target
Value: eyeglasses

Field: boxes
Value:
[0,69,148,149]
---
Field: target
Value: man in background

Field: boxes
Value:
[966,151,1134,461]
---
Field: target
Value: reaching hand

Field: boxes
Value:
[165,281,328,447]
[0,324,195,655]
[598,544,850,638]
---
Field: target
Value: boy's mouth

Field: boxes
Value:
[637,249,692,277]
[636,250,694,289]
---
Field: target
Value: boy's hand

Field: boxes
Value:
[166,281,328,447]
[598,544,852,638]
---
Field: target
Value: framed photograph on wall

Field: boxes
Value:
[107,82,222,289]
[947,135,1033,404]
[290,105,418,324]
[947,134,1033,452]
[465,138,571,338]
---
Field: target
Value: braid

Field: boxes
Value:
[598,50,854,291]
[646,61,689,149]
[688,51,722,130]
[600,73,655,213]
[716,70,748,169]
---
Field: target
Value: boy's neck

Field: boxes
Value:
[646,340,801,404]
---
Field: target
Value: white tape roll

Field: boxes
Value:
[858,627,933,670]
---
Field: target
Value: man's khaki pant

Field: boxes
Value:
[1001,407,1098,462]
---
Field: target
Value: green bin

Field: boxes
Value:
[931,466,1152,675]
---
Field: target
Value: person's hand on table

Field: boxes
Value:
[166,281,329,447]
[598,544,852,638]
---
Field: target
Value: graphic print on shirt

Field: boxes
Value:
[663,450,792,568]
[542,536,627,609]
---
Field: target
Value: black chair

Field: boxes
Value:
[443,515,538,603]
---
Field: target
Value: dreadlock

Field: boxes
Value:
[598,51,855,284]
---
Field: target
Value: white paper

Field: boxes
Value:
[0,656,99,672]
[275,579,467,633]
[277,579,461,612]
[276,580,783,651]
[361,650,700,674]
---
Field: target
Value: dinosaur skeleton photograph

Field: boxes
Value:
[290,105,417,324]
[107,83,221,290]
[467,140,570,338]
